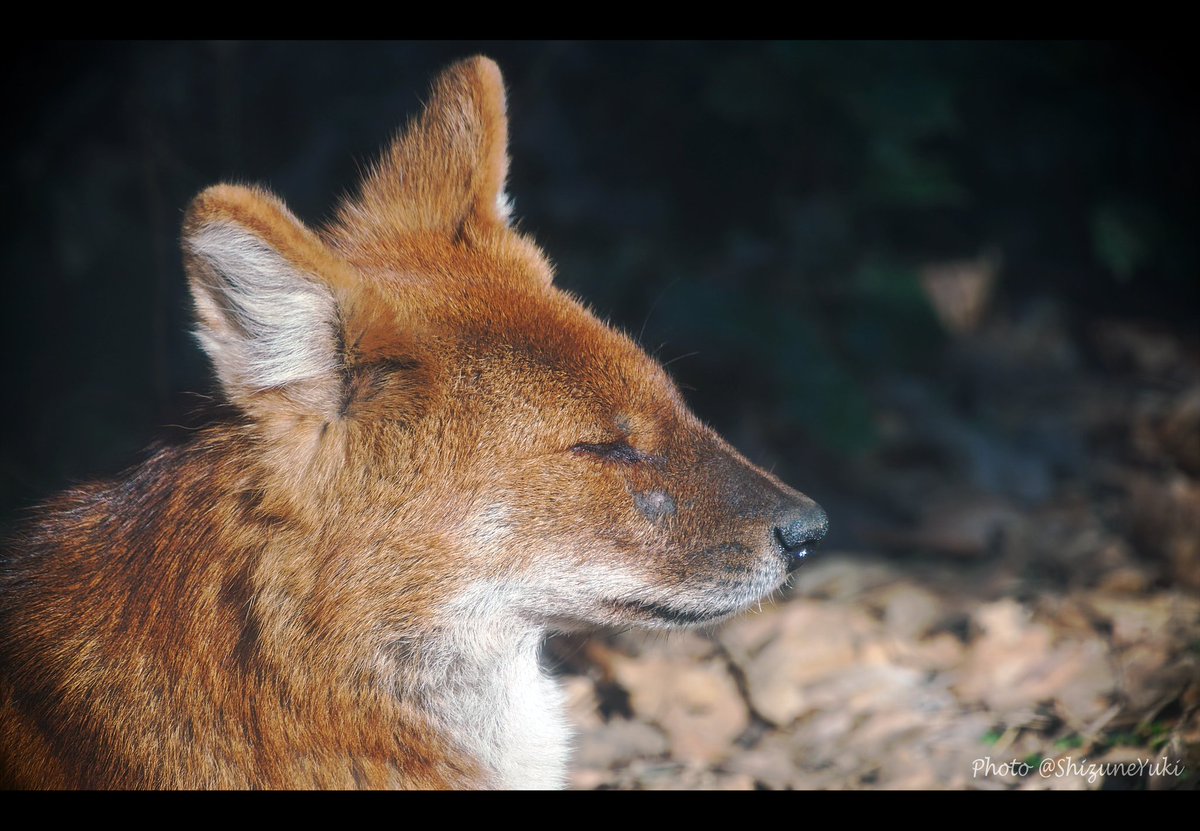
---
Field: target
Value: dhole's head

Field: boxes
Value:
[182,57,827,641]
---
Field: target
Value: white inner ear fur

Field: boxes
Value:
[495,190,514,224]
[188,222,339,394]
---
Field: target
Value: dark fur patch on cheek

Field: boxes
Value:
[632,489,676,524]
[339,359,430,425]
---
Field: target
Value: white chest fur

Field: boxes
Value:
[412,587,571,789]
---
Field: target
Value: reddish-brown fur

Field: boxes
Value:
[0,57,825,789]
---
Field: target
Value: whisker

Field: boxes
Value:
[662,350,701,369]
[638,277,679,346]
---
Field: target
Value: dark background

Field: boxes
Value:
[2,41,1196,547]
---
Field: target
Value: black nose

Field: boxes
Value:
[773,502,828,570]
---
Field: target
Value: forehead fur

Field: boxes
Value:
[388,258,681,414]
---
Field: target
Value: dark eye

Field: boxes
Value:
[571,440,644,465]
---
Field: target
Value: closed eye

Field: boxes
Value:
[571,440,645,465]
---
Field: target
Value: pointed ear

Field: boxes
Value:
[335,55,511,241]
[183,184,351,414]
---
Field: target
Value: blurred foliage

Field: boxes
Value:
[1091,202,1153,282]
[1,41,1195,524]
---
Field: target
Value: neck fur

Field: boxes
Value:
[391,584,569,789]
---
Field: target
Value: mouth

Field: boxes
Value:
[608,597,748,627]
[597,554,792,629]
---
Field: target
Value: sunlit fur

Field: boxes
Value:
[0,56,822,789]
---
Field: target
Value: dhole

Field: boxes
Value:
[0,56,827,789]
